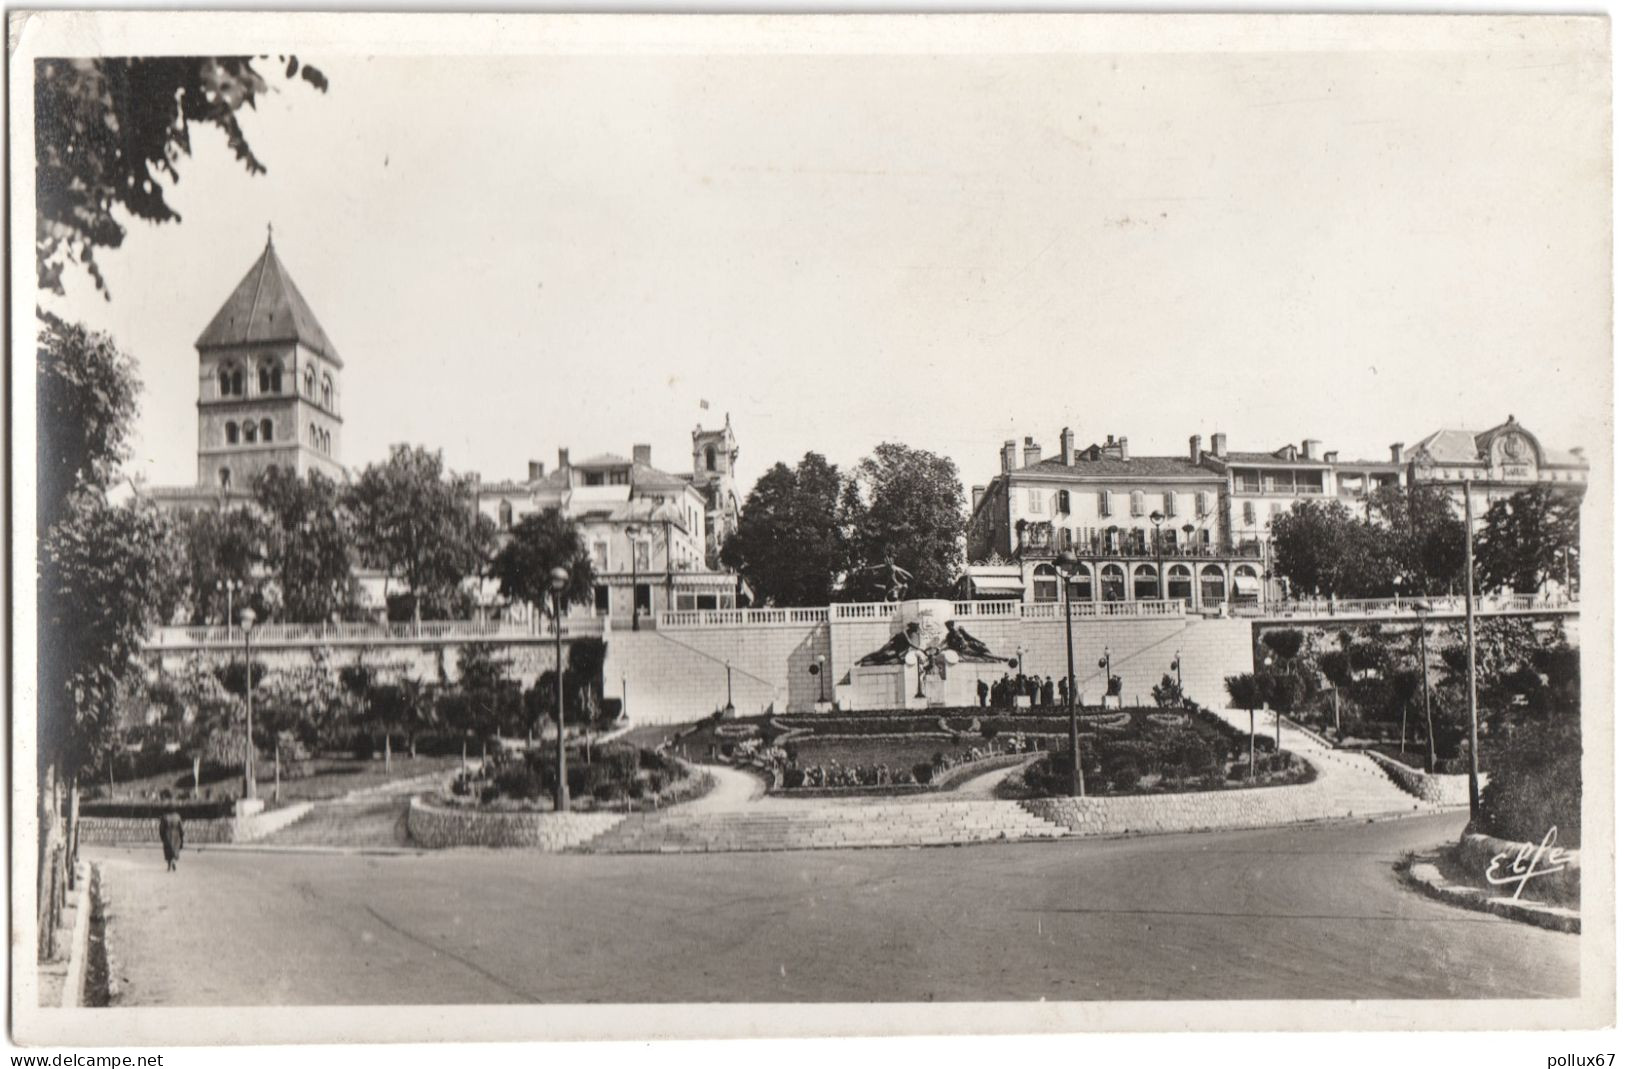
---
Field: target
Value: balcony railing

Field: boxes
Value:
[1241,593,1576,620]
[146,616,604,648]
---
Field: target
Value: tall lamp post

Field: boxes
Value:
[1055,552,1083,796]
[1098,646,1112,708]
[240,608,257,800]
[625,524,644,631]
[1411,600,1436,772]
[1150,510,1166,599]
[1461,478,1482,818]
[1170,652,1183,694]
[814,654,829,705]
[548,565,570,813]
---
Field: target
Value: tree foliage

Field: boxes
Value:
[254,466,359,622]
[1474,485,1580,595]
[490,508,595,619]
[35,313,139,535]
[841,442,966,600]
[35,55,328,296]
[346,445,494,621]
[168,505,270,625]
[1270,485,1469,599]
[720,453,845,606]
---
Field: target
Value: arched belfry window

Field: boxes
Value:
[231,368,243,396]
[243,422,258,444]
[260,418,273,442]
[259,365,271,393]
[305,366,317,398]
[321,374,333,410]
[219,368,232,398]
[225,422,239,445]
[705,445,717,472]
[309,423,318,448]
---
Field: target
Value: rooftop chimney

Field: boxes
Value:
[528,460,546,481]
[1189,435,1202,464]
[1390,442,1404,463]
[1324,450,1339,463]
[971,485,986,511]
[1211,432,1228,458]
[632,443,652,467]
[1118,435,1129,459]
[1001,439,1017,473]
[1303,439,1322,461]
[1060,428,1075,466]
[1023,437,1043,469]
[558,447,571,471]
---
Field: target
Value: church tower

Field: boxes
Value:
[194,230,345,492]
[690,414,740,567]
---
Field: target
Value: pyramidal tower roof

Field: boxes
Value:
[195,230,341,365]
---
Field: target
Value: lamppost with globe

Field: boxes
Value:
[1149,510,1166,599]
[239,607,257,800]
[1098,646,1113,708]
[217,578,241,631]
[548,565,570,813]
[1054,552,1084,795]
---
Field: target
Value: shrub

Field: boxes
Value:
[1478,715,1581,846]
[1107,760,1141,792]
[912,762,935,785]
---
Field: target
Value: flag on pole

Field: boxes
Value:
[699,399,710,410]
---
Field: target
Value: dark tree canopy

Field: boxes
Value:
[254,466,359,623]
[1223,673,1266,712]
[490,508,595,618]
[1475,485,1580,595]
[842,442,966,600]
[35,312,139,536]
[345,445,493,621]
[35,55,327,296]
[168,504,271,625]
[720,452,845,606]
[1269,485,1468,600]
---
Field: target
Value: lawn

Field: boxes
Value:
[89,754,468,806]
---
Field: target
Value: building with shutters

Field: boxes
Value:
[474,433,741,627]
[964,430,1261,610]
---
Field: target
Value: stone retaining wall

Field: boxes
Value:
[407,797,625,850]
[1363,751,1472,805]
[1455,830,1580,908]
[77,801,315,846]
[1022,779,1352,837]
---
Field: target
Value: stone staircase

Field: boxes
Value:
[1211,709,1455,817]
[581,799,1070,854]
[258,768,461,849]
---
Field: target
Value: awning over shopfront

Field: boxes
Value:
[1232,574,1262,593]
[969,574,1025,595]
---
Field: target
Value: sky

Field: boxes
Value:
[41,32,1612,502]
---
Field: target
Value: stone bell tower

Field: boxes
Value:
[690,414,740,567]
[193,228,345,492]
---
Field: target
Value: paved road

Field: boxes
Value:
[90,812,1575,1005]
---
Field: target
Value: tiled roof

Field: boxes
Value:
[1406,429,1481,464]
[1223,450,1400,468]
[196,237,341,365]
[1020,454,1220,479]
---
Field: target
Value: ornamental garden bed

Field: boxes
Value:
[444,743,712,813]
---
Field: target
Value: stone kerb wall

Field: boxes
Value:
[1022,777,1352,838]
[77,801,316,846]
[1363,750,1472,805]
[407,797,625,850]
[78,816,237,845]
[1455,831,1580,908]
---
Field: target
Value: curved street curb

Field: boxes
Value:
[1398,853,1580,934]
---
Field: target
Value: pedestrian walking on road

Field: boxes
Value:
[159,809,185,872]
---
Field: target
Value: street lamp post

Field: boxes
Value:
[1171,652,1182,694]
[1150,511,1166,600]
[1412,601,1436,772]
[240,608,257,800]
[625,524,644,631]
[1055,552,1083,796]
[548,565,570,813]
[815,654,829,705]
[1461,478,1482,818]
[1098,647,1112,709]
[724,662,735,716]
